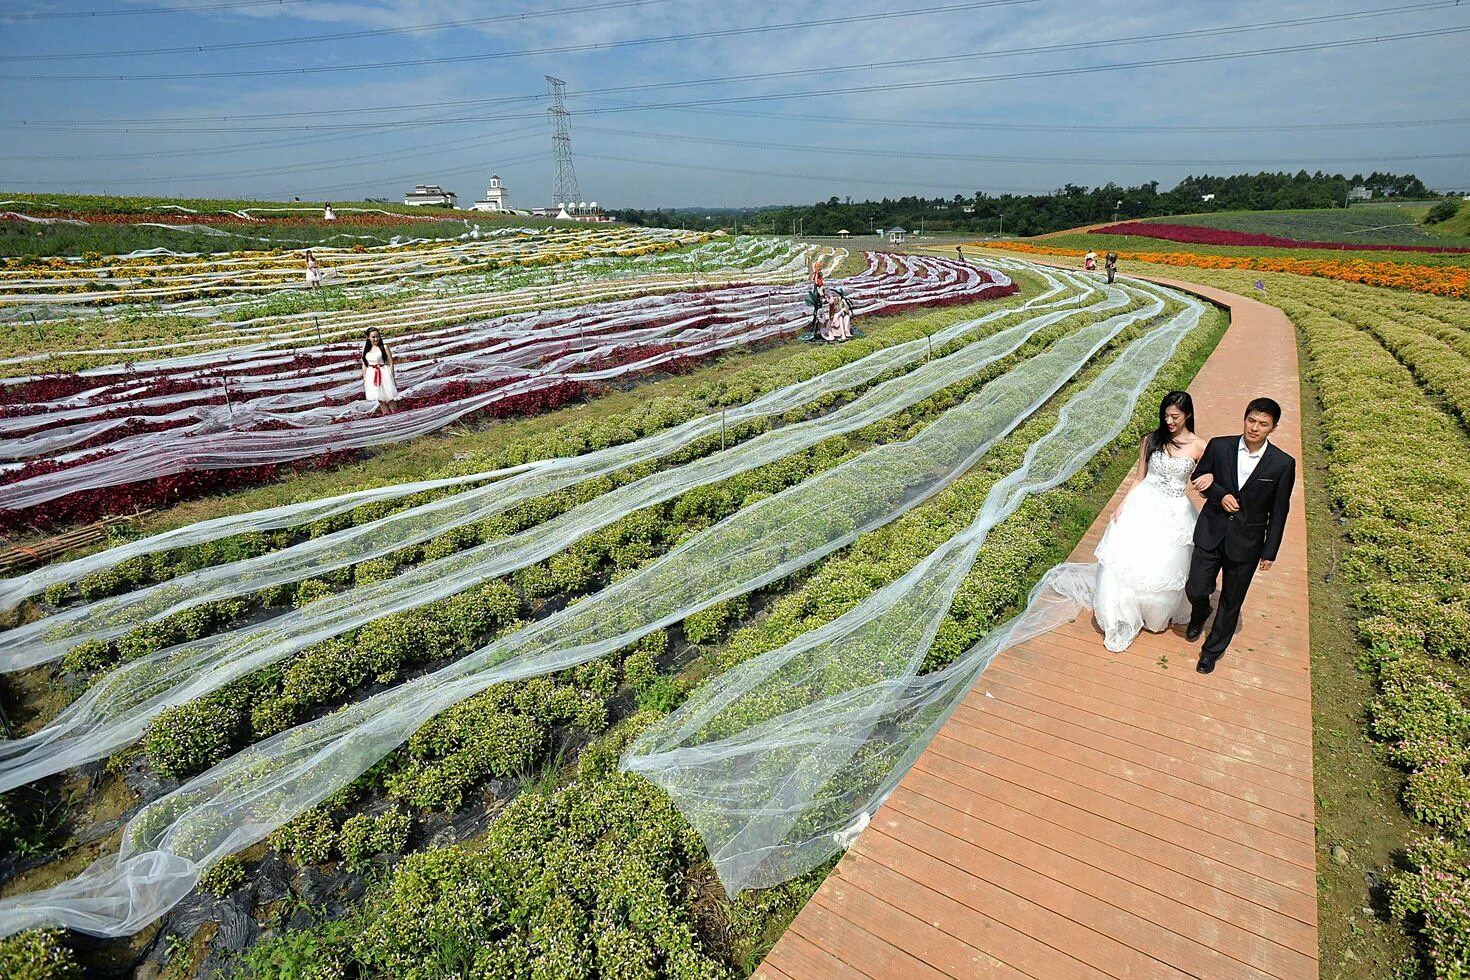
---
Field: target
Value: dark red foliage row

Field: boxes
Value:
[1092,221,1470,254]
[0,450,117,489]
[0,372,102,407]
[0,351,345,410]
[0,449,363,536]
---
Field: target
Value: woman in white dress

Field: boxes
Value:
[362,328,399,414]
[1091,391,1213,651]
[304,250,321,289]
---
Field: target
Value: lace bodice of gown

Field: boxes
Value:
[1141,449,1195,497]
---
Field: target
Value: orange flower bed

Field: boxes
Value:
[971,241,1470,300]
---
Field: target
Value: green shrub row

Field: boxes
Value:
[140,580,523,777]
[1302,291,1470,439]
[0,929,80,980]
[384,677,607,811]
[136,431,864,782]
[1285,291,1470,976]
[58,596,251,678]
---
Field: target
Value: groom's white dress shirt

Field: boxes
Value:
[1237,436,1268,486]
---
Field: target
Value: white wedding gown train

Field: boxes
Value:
[1054,450,1198,652]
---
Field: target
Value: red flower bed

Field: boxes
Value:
[1092,221,1470,254]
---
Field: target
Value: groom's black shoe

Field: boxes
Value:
[1185,622,1205,643]
[1196,653,1218,674]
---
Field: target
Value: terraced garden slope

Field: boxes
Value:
[0,261,1228,978]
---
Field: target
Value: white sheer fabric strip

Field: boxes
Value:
[621,296,1203,896]
[0,261,1059,634]
[0,273,1192,940]
[0,237,807,369]
[0,269,1135,793]
[0,255,1004,511]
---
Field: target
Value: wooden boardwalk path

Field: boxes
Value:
[757,277,1317,979]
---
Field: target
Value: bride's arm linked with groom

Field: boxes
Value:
[1184,398,1297,674]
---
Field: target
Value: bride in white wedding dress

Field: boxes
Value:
[1091,391,1212,651]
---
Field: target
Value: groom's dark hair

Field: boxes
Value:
[1244,397,1282,425]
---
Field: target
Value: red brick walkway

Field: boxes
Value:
[757,275,1317,979]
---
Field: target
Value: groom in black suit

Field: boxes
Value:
[1185,398,1296,674]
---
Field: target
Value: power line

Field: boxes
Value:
[582,125,1470,166]
[0,0,1040,79]
[3,127,544,185]
[6,18,1467,128]
[2,0,680,61]
[564,25,1470,112]
[605,101,1470,136]
[5,1,1446,84]
[13,0,309,19]
[0,120,445,161]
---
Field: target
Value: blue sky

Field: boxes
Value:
[2,0,1467,208]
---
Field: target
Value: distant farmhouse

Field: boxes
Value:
[469,175,511,213]
[404,184,457,207]
[1348,185,1373,202]
[403,175,616,220]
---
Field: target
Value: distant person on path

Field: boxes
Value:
[1105,251,1118,283]
[955,244,965,264]
[323,203,337,221]
[362,327,399,414]
[304,250,322,289]
[1185,398,1296,674]
[1084,249,1097,271]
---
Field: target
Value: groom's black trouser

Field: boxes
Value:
[1186,542,1259,659]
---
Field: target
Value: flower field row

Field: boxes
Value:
[972,239,1470,299]
[1092,220,1470,254]
[0,253,1012,532]
[0,262,1072,786]
[0,266,1218,974]
[0,192,470,221]
[1155,206,1470,249]
[0,226,712,307]
[4,208,449,228]
[0,237,810,372]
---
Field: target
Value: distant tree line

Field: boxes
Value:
[616,171,1435,236]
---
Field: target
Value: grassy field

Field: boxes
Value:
[1147,204,1470,249]
[1037,231,1470,267]
[2,191,481,219]
[1,217,512,260]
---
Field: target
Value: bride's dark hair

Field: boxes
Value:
[361,328,390,367]
[1146,391,1194,455]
